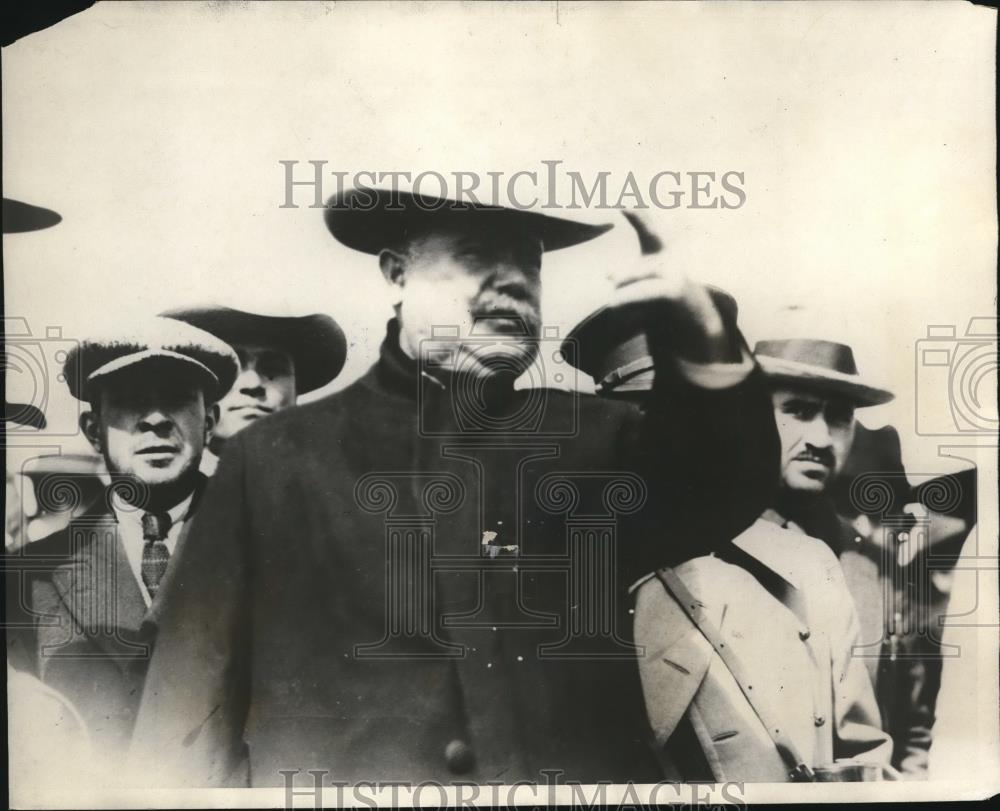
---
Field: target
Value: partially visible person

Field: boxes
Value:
[5,403,46,551]
[565,296,892,782]
[7,663,91,786]
[15,453,106,544]
[3,198,62,552]
[160,305,346,473]
[8,317,238,759]
[929,528,998,782]
[5,402,93,788]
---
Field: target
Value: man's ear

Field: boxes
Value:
[80,410,103,455]
[378,248,407,307]
[204,401,220,443]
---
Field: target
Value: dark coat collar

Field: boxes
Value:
[371,318,523,409]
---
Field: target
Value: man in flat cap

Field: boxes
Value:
[8,317,238,761]
[160,305,347,473]
[130,191,778,787]
[565,297,893,781]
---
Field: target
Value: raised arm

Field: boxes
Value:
[612,211,780,574]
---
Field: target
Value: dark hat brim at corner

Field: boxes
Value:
[324,187,614,255]
[160,306,347,395]
[2,198,62,234]
[4,401,47,429]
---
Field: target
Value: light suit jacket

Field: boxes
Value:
[633,518,893,782]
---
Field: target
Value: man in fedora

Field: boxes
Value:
[754,338,895,541]
[755,339,939,775]
[564,296,892,781]
[8,317,238,760]
[130,191,779,787]
[160,305,347,473]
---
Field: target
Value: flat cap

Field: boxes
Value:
[62,317,240,402]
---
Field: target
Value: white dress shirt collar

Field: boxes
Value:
[110,490,195,606]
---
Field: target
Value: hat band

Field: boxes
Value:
[596,355,655,394]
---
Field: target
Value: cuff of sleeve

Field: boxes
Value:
[676,346,755,389]
[628,571,657,595]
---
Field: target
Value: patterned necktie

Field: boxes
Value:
[141,512,173,599]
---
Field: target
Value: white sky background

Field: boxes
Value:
[3,0,996,477]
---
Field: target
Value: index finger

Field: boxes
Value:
[621,210,664,256]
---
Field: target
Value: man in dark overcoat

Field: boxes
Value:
[129,192,779,787]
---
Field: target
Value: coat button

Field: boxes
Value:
[814,715,826,727]
[444,739,475,774]
[799,629,811,641]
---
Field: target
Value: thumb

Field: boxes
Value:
[621,210,664,256]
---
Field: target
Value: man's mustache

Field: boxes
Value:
[793,446,836,468]
[471,290,541,328]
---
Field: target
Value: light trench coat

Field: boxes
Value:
[633,518,894,782]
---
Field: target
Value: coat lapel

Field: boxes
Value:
[632,573,714,746]
[50,503,151,669]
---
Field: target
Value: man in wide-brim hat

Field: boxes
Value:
[755,338,894,517]
[755,337,949,776]
[9,317,238,763]
[161,305,347,471]
[754,337,895,576]
[564,294,893,781]
[131,189,780,787]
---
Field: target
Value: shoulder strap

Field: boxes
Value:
[655,567,815,782]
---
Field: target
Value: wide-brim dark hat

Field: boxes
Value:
[324,187,614,255]
[3,198,62,233]
[562,285,740,393]
[4,401,47,429]
[160,306,347,395]
[832,423,976,527]
[63,317,240,402]
[754,339,894,407]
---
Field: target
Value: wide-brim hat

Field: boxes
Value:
[561,285,740,393]
[4,401,47,429]
[324,187,613,255]
[160,305,347,395]
[754,339,894,407]
[63,317,240,402]
[832,423,976,526]
[3,198,62,233]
